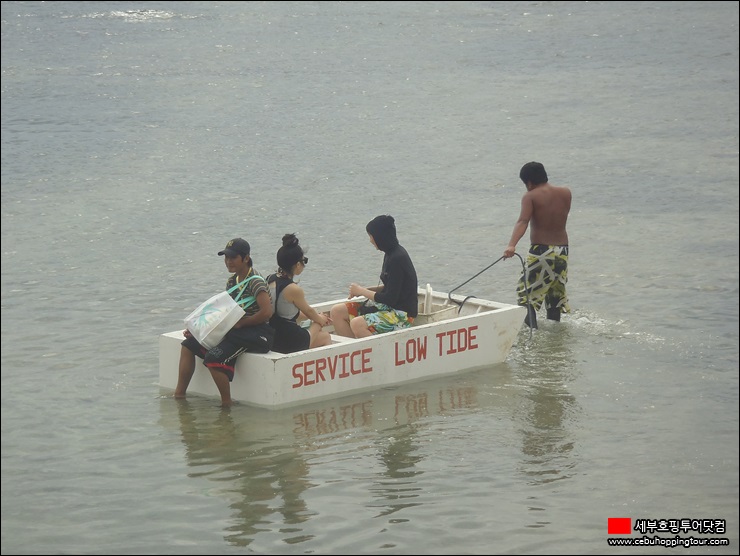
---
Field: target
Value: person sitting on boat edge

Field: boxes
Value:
[330,214,418,338]
[267,233,332,353]
[176,238,274,407]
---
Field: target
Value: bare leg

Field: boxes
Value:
[308,323,332,348]
[330,303,354,337]
[208,368,232,407]
[546,306,561,322]
[350,316,373,338]
[175,345,196,398]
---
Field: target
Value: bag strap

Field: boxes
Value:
[227,275,261,307]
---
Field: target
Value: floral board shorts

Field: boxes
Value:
[345,301,414,334]
[516,244,571,314]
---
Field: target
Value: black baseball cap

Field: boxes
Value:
[218,238,250,257]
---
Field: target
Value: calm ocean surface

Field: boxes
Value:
[2,1,738,554]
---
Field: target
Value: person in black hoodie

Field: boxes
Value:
[330,215,418,338]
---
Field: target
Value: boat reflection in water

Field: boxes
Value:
[158,364,518,548]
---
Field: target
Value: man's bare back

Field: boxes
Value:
[525,183,571,246]
[504,164,571,258]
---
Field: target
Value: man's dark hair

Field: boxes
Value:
[520,161,548,185]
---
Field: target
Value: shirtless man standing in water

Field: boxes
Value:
[503,161,572,329]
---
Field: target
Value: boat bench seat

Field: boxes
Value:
[329,333,353,344]
[413,304,458,326]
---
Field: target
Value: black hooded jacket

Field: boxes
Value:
[366,215,418,317]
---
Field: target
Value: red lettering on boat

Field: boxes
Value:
[436,326,479,356]
[395,336,428,366]
[292,348,374,388]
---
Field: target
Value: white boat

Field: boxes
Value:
[158,286,526,409]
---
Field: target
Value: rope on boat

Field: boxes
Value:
[446,253,534,335]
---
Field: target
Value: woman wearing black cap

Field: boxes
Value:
[176,237,274,407]
[267,234,331,353]
[330,215,418,338]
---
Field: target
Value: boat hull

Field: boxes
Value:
[159,289,526,409]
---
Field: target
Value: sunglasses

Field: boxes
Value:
[301,257,309,265]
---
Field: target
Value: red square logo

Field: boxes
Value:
[608,517,632,534]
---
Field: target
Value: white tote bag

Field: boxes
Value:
[184,276,259,349]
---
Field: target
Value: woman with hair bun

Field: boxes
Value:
[267,233,331,353]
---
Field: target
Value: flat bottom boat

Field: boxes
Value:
[158,286,526,409]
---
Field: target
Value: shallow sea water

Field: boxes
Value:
[2,2,738,554]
